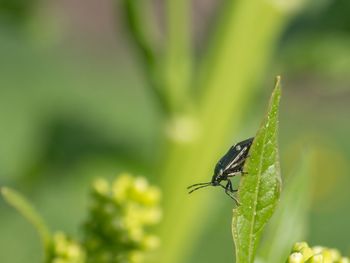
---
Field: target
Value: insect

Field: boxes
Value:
[187,137,254,204]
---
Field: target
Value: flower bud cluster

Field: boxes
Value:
[288,242,350,263]
[48,232,86,263]
[83,173,162,263]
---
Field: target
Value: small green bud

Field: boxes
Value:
[329,249,341,261]
[293,242,310,252]
[133,177,149,193]
[50,232,86,263]
[142,186,161,206]
[93,178,109,196]
[300,247,314,261]
[112,173,133,203]
[305,254,323,263]
[339,257,350,263]
[128,226,144,242]
[322,249,333,263]
[141,235,160,250]
[312,246,325,254]
[84,174,161,263]
[289,252,304,263]
[289,242,349,263]
[128,250,144,263]
[139,207,162,225]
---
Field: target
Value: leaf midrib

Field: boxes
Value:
[247,125,270,263]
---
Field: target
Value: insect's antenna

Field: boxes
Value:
[187,182,211,189]
[188,183,212,194]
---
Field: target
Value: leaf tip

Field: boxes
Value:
[275,75,281,83]
[274,75,282,93]
[269,75,282,113]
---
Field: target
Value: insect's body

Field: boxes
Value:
[188,137,254,204]
[212,137,254,184]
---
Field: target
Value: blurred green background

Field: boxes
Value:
[0,0,349,262]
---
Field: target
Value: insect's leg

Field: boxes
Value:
[226,171,241,178]
[224,181,240,205]
[227,170,249,177]
[219,183,240,205]
[224,181,230,193]
[226,191,240,205]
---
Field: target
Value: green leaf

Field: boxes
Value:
[232,77,282,263]
[257,150,312,263]
[1,187,51,252]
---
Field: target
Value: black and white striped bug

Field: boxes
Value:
[187,137,254,204]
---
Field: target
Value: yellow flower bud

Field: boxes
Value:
[289,242,349,263]
[93,178,110,195]
[134,177,149,193]
[300,247,314,261]
[142,186,161,206]
[312,246,324,254]
[339,257,350,263]
[289,252,304,263]
[112,173,134,202]
[142,235,160,250]
[329,249,341,261]
[306,254,323,263]
[66,243,82,259]
[128,250,144,263]
[139,207,162,225]
[321,249,333,263]
[128,226,144,242]
[293,242,309,252]
[51,232,85,263]
[85,173,161,262]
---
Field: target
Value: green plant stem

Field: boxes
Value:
[164,0,192,113]
[158,2,290,263]
[1,187,51,255]
[121,0,171,114]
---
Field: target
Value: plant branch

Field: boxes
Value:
[120,0,171,114]
[1,187,51,256]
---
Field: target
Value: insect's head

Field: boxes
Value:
[211,168,224,186]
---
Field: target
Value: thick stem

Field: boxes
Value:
[164,0,192,113]
[158,1,289,263]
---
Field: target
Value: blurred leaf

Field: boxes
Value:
[0,0,37,25]
[257,151,311,263]
[1,187,51,252]
[232,77,282,263]
[120,0,171,113]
